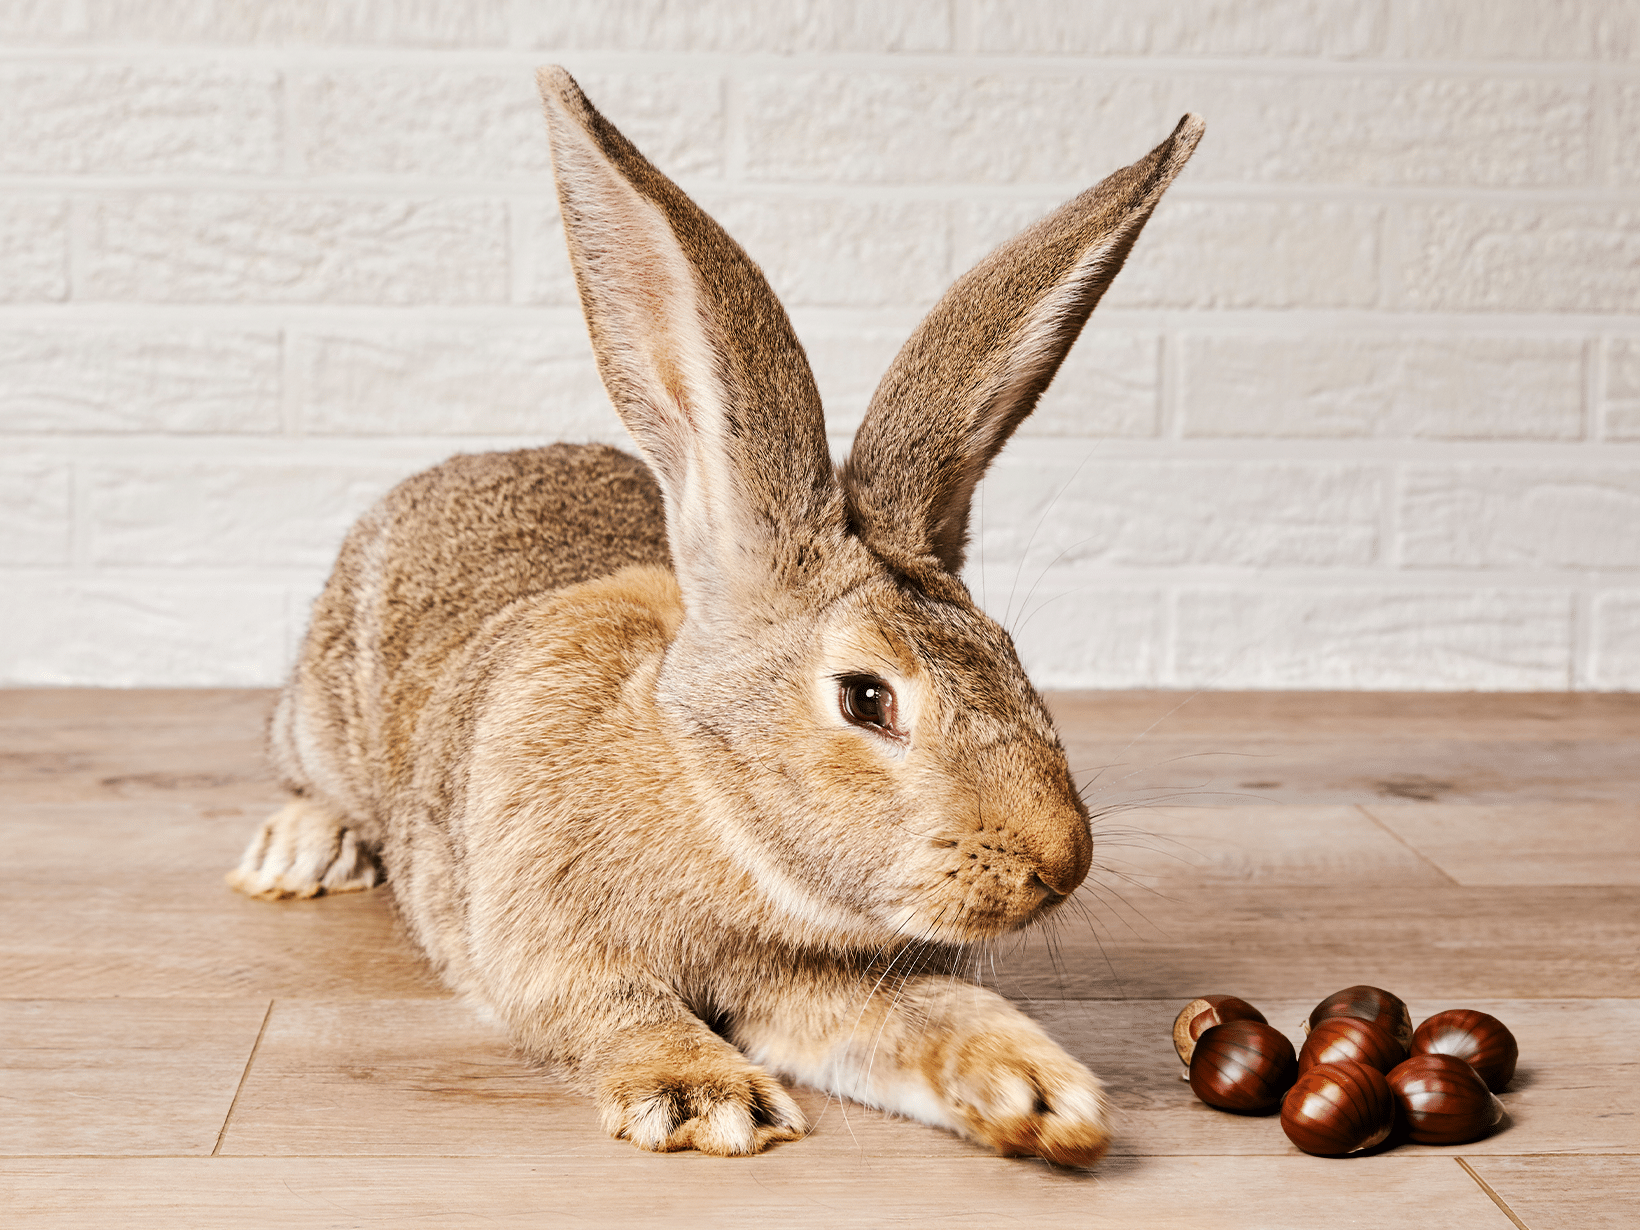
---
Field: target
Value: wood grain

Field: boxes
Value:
[0,999,269,1156]
[1087,804,1451,887]
[0,689,279,806]
[2,687,1633,1226]
[1466,1157,1640,1230]
[993,882,1640,1000]
[2,802,444,999]
[1361,802,1640,886]
[0,1155,1519,1229]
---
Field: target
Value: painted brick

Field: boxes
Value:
[0,459,72,565]
[529,0,951,52]
[1616,84,1640,186]
[0,66,281,176]
[0,2,84,39]
[1592,592,1640,689]
[697,195,951,309]
[1398,205,1640,313]
[82,195,510,304]
[0,330,281,433]
[745,71,1589,189]
[1605,338,1640,440]
[88,461,416,568]
[794,316,919,434]
[1180,335,1585,439]
[298,70,724,180]
[1175,590,1573,690]
[1401,0,1640,60]
[1400,467,1640,569]
[1030,332,1160,438]
[959,200,1381,310]
[799,321,1156,438]
[968,573,1165,690]
[292,325,616,437]
[515,198,578,307]
[0,198,70,302]
[741,73,1173,186]
[85,0,508,45]
[1187,74,1591,189]
[974,459,1382,568]
[0,580,289,686]
[973,0,1386,56]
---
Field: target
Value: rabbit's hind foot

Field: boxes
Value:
[226,799,381,901]
[600,1043,808,1156]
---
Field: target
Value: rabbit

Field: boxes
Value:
[228,65,1203,1164]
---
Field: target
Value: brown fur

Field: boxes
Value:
[229,68,1203,1164]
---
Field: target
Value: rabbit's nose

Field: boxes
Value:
[1032,817,1093,897]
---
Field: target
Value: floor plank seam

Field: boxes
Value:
[1354,803,1465,887]
[210,998,274,1158]
[1457,1158,1532,1230]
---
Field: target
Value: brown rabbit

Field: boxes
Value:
[229,66,1203,1164]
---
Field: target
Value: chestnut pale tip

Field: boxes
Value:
[1173,995,1268,1066]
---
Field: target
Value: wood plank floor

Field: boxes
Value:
[2,688,1636,1228]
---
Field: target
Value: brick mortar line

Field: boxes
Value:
[7,565,1634,589]
[2,45,1640,78]
[2,177,1637,204]
[8,439,1640,462]
[3,304,1637,330]
[9,437,1640,462]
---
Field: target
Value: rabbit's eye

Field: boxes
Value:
[838,675,900,736]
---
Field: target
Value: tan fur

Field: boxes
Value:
[231,68,1203,1164]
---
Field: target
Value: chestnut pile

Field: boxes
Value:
[1173,986,1514,1157]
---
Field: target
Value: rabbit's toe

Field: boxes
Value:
[226,800,381,900]
[601,1054,807,1156]
[945,1036,1111,1167]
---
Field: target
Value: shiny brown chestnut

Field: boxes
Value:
[1387,1053,1504,1145]
[1189,1019,1298,1114]
[1297,1015,1408,1076]
[1411,1009,1518,1092]
[1280,1060,1396,1156]
[1173,995,1268,1066]
[1307,984,1413,1051]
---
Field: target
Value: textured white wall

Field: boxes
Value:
[1,0,1637,690]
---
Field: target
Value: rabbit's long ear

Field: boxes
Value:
[538,67,843,615]
[842,115,1205,578]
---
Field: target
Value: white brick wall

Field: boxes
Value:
[1,0,1636,690]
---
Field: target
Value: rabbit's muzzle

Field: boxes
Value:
[939,807,1091,935]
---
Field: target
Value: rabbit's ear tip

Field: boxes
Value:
[536,64,579,100]
[1172,113,1206,149]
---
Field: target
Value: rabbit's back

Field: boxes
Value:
[269,443,668,829]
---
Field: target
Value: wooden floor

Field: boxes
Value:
[3,688,1637,1228]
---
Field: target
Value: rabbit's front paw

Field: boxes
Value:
[942,1031,1111,1167]
[600,1046,807,1156]
[226,800,380,900]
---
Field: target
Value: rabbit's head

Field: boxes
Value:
[539,68,1202,949]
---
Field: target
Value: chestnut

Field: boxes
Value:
[1280,1060,1396,1156]
[1307,984,1413,1051]
[1297,1015,1407,1076]
[1386,1054,1503,1145]
[1189,1019,1298,1114]
[1411,1009,1518,1092]
[1173,995,1268,1066]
